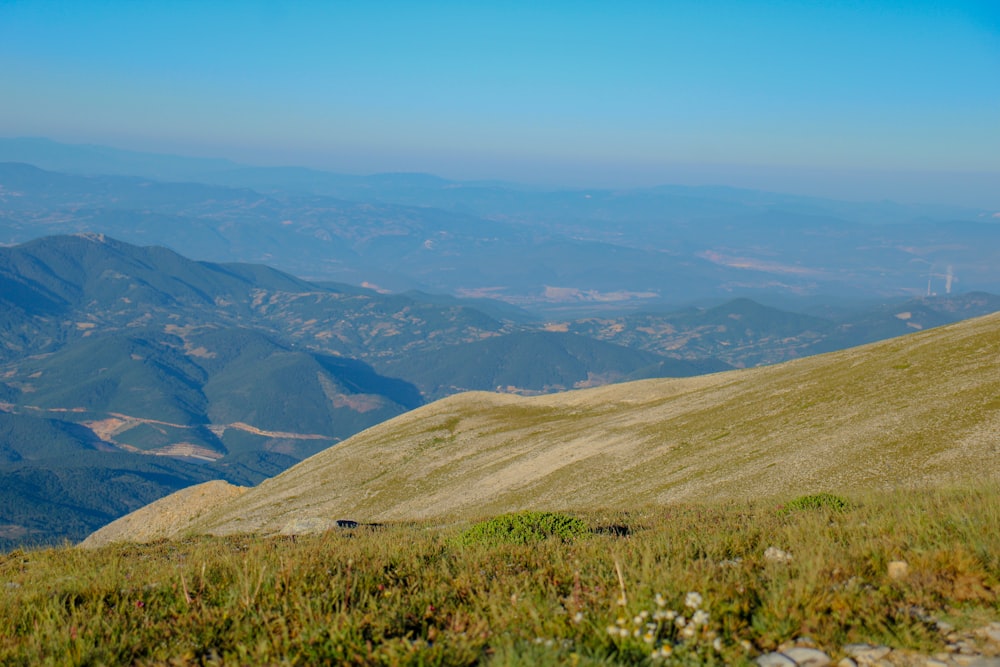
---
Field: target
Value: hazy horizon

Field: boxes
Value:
[2,1,998,208]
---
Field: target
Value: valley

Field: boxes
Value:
[0,230,998,547]
[3,5,997,662]
[1,142,999,552]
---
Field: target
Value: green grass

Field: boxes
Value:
[455,511,589,547]
[2,487,999,666]
[779,493,851,514]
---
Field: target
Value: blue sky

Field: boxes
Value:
[1,1,998,205]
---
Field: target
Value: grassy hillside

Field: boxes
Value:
[91,309,999,542]
[4,234,998,550]
[6,488,1000,665]
[0,234,695,548]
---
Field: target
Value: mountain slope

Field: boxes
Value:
[84,310,1000,545]
[560,293,1000,367]
[375,331,713,399]
[0,412,223,549]
[5,235,718,547]
[0,138,240,180]
[0,233,512,364]
[0,326,422,459]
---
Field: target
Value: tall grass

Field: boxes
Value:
[1,487,997,665]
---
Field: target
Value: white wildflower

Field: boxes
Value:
[674,615,686,629]
[713,636,723,652]
[643,631,656,644]
[684,591,703,609]
[691,609,710,627]
[573,611,584,623]
[654,592,667,607]
[681,625,696,639]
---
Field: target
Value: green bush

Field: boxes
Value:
[456,511,588,546]
[783,492,851,514]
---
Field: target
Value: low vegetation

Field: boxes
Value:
[2,486,998,665]
[779,492,852,514]
[455,511,589,547]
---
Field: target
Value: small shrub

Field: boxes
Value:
[456,511,588,546]
[782,493,851,514]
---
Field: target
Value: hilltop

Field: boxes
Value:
[84,309,1000,545]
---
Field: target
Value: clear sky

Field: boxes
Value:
[2,0,999,205]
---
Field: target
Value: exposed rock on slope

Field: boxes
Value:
[84,311,1000,544]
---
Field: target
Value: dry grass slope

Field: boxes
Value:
[80,480,247,547]
[84,311,1000,546]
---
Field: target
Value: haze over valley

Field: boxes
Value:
[1,223,998,546]
[2,145,999,316]
[3,3,1000,664]
[0,128,999,549]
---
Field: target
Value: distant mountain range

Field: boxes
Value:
[3,139,1000,313]
[82,309,1000,545]
[0,234,707,546]
[555,292,1000,367]
[378,331,731,399]
[2,137,1000,548]
[2,234,999,548]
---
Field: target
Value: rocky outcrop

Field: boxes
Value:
[754,622,1000,667]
